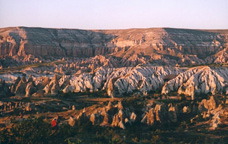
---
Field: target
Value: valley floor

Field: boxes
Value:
[0,91,228,143]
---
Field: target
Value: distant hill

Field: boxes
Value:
[0,27,228,66]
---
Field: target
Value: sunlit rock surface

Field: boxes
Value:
[1,27,228,67]
[162,66,228,99]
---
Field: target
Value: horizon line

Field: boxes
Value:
[1,26,228,31]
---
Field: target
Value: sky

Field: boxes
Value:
[0,0,228,29]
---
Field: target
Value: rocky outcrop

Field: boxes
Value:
[15,75,27,95]
[162,66,228,99]
[10,77,21,93]
[43,74,60,95]
[206,47,228,64]
[198,96,217,113]
[141,108,155,125]
[142,102,170,125]
[100,110,109,126]
[4,64,228,101]
[1,27,228,66]
[130,112,137,122]
[68,117,76,127]
[25,102,32,111]
[21,65,177,97]
[73,101,135,129]
[6,65,228,99]
[0,27,116,57]
[69,66,181,97]
[190,96,226,130]
[25,82,36,97]
[168,103,178,123]
[9,75,38,97]
[141,98,222,127]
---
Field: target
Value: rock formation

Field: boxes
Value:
[72,101,135,129]
[5,65,228,99]
[15,75,27,95]
[141,108,155,125]
[68,117,75,127]
[162,66,228,99]
[25,82,36,97]
[1,27,228,66]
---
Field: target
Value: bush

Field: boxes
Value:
[4,116,52,144]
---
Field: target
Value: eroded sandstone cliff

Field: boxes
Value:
[1,27,228,66]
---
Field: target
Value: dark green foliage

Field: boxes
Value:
[1,115,227,144]
[1,116,52,144]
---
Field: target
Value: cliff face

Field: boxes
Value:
[0,27,228,64]
[106,28,228,56]
[0,27,117,57]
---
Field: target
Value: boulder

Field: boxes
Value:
[68,117,75,127]
[130,112,137,122]
[90,113,96,125]
[118,121,125,129]
[107,78,115,97]
[25,82,36,97]
[141,108,155,125]
[51,84,60,95]
[198,96,217,113]
[15,78,27,95]
[154,104,166,123]
[100,110,109,126]
[10,77,21,93]
[182,106,190,113]
[117,101,123,110]
[111,114,119,127]
[106,101,113,111]
[25,103,32,111]
[168,103,177,123]
[72,105,75,110]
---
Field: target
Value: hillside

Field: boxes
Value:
[1,27,228,66]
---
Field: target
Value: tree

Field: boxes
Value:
[8,117,52,144]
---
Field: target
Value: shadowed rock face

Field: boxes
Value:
[0,27,228,65]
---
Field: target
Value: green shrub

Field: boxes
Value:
[7,116,52,144]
